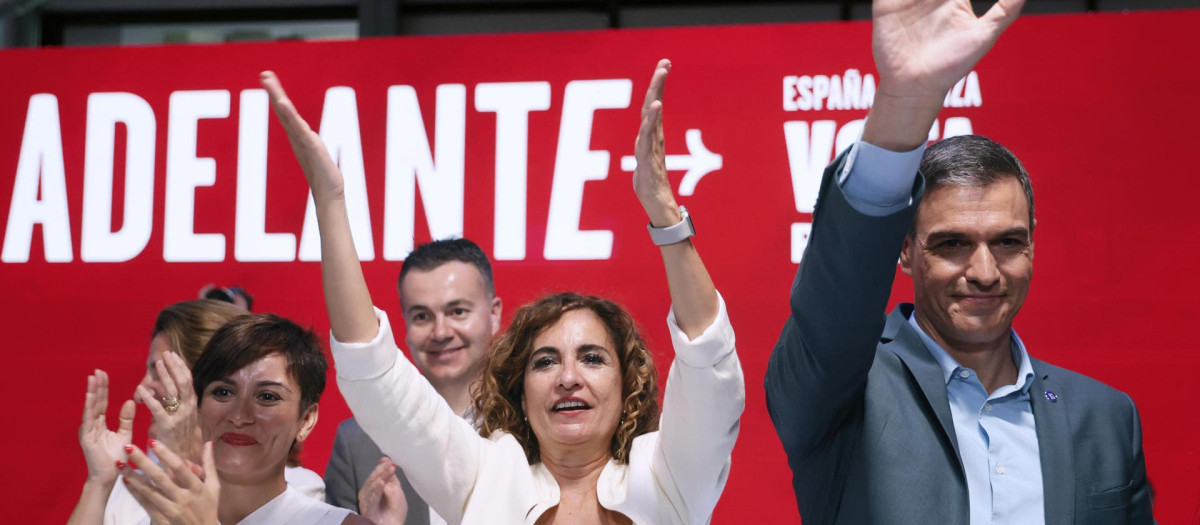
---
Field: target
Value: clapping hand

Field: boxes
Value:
[135,351,202,463]
[122,440,220,525]
[79,370,135,485]
[359,457,408,525]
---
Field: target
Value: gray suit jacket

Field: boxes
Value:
[764,152,1152,524]
[325,417,431,525]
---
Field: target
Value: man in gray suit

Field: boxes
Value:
[765,0,1152,524]
[324,238,503,524]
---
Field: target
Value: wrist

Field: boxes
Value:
[862,88,945,152]
[84,475,118,490]
[643,200,682,228]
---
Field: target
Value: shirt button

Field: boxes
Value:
[984,403,992,413]
[996,463,1005,475]
[959,370,971,379]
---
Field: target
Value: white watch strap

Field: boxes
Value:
[647,206,695,246]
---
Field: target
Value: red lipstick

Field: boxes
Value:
[221,432,258,446]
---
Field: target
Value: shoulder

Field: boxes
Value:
[1033,358,1139,416]
[334,417,368,440]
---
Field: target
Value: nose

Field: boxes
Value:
[557,360,580,390]
[230,396,256,427]
[964,244,1001,290]
[431,315,454,342]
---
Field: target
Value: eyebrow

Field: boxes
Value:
[213,377,294,393]
[924,227,1031,245]
[531,344,611,357]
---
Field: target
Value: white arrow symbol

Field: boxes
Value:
[620,129,722,196]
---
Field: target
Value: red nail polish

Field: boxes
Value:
[148,439,158,449]
[123,444,133,454]
[128,460,138,470]
[115,460,125,470]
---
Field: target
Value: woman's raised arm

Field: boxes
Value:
[633,60,718,338]
[261,71,378,343]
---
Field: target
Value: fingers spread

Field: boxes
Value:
[163,352,193,400]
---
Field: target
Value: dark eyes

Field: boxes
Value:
[531,352,606,370]
[206,386,282,403]
[933,238,1025,250]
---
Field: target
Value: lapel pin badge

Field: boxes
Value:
[1044,390,1058,403]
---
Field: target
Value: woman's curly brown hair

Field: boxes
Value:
[473,292,660,464]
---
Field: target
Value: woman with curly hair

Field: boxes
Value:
[264,58,743,524]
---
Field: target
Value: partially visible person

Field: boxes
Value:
[325,238,502,524]
[67,300,326,525]
[117,314,401,524]
[265,57,744,524]
[765,0,1151,523]
[201,283,255,311]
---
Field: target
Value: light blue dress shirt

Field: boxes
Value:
[909,316,1045,525]
[839,140,1047,524]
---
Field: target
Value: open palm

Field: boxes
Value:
[79,370,134,483]
[873,0,1025,97]
[261,71,346,201]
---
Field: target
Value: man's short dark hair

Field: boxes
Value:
[398,238,495,297]
[192,313,327,413]
[916,134,1035,233]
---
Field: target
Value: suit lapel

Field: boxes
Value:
[881,306,962,464]
[1031,360,1076,525]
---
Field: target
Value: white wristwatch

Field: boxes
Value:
[647,206,695,246]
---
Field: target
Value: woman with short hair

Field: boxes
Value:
[113,314,392,524]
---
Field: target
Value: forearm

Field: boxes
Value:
[314,195,378,344]
[657,295,742,522]
[66,479,114,525]
[655,234,718,339]
[860,88,943,152]
[765,153,917,454]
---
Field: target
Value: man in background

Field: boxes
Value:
[324,238,503,525]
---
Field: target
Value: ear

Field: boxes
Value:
[1028,219,1036,261]
[297,403,319,442]
[899,235,914,276]
[490,296,503,336]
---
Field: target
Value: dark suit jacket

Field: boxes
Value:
[325,417,431,525]
[764,152,1152,524]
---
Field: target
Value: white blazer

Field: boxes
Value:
[331,294,744,525]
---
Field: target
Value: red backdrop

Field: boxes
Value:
[1,10,1197,523]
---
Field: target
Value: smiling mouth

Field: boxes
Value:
[221,433,258,446]
[553,400,592,412]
